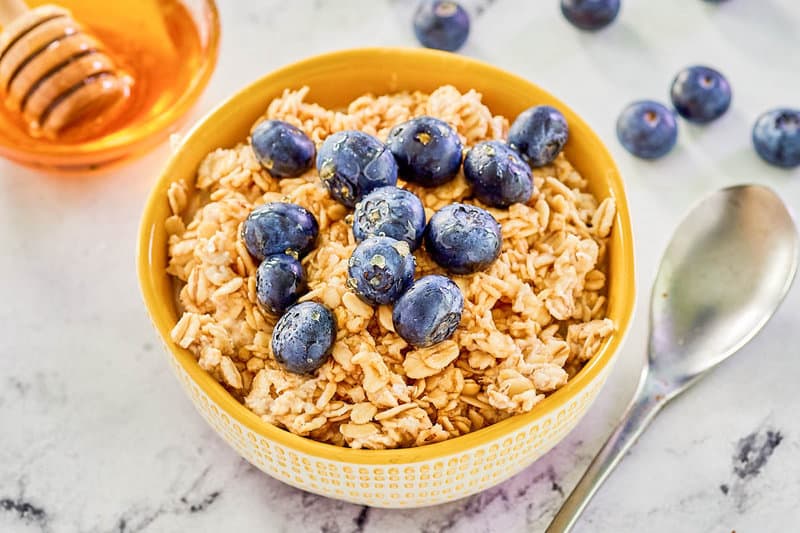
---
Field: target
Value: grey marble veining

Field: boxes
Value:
[2,1,799,532]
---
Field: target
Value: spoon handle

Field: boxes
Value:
[546,367,669,533]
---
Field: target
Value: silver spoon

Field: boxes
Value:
[547,184,798,533]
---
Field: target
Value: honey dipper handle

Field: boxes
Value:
[0,0,29,26]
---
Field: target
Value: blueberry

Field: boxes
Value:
[347,237,416,306]
[508,106,569,167]
[251,120,315,178]
[386,116,463,187]
[413,0,470,52]
[616,101,678,159]
[463,141,533,208]
[561,0,620,31]
[242,202,319,261]
[353,186,427,250]
[271,301,336,374]
[670,66,732,124]
[425,203,502,274]
[752,108,800,168]
[316,130,398,208]
[392,275,463,347]
[256,254,306,315]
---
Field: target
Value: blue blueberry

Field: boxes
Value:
[463,141,533,208]
[271,301,336,375]
[242,202,319,261]
[413,1,470,52]
[670,66,732,124]
[392,275,463,347]
[752,108,800,168]
[425,203,502,274]
[251,120,315,178]
[316,130,398,208]
[347,237,416,306]
[560,0,620,31]
[616,101,678,159]
[256,254,306,315]
[508,106,569,167]
[386,116,463,187]
[352,186,427,250]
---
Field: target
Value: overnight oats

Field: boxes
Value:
[165,85,616,450]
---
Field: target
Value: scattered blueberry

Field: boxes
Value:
[271,301,337,374]
[752,108,800,168]
[347,237,416,305]
[560,0,620,31]
[508,105,569,167]
[256,254,306,315]
[616,101,678,159]
[251,120,316,178]
[352,186,427,250]
[670,66,732,124]
[316,130,398,208]
[242,202,319,261]
[392,275,464,347]
[413,0,470,52]
[463,141,533,207]
[386,116,463,187]
[425,203,502,274]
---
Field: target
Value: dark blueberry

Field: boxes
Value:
[560,0,620,31]
[616,101,678,159]
[352,186,426,250]
[251,120,315,178]
[508,106,569,167]
[347,237,416,306]
[256,254,306,315]
[316,130,398,208]
[271,301,336,374]
[670,66,732,124]
[386,116,463,187]
[424,203,502,274]
[392,275,464,347]
[752,108,800,168]
[413,1,470,52]
[242,202,318,261]
[463,141,533,207]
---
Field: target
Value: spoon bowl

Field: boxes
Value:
[650,185,799,386]
[548,184,798,532]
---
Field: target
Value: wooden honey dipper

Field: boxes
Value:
[0,0,131,139]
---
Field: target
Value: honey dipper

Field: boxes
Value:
[0,0,130,139]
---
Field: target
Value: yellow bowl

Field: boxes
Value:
[138,48,635,508]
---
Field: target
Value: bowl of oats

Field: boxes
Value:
[138,47,635,508]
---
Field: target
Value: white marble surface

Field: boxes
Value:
[2,1,800,532]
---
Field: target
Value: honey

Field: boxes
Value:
[0,0,216,171]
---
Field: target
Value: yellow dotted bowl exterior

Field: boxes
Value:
[138,48,636,509]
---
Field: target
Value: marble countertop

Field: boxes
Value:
[2,1,799,532]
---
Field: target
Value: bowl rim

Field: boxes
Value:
[138,47,636,465]
[0,0,221,167]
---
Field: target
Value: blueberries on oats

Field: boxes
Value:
[242,202,319,261]
[316,130,398,208]
[413,0,470,52]
[250,119,316,178]
[352,186,427,250]
[256,254,306,315]
[271,301,337,375]
[464,141,533,207]
[386,116,463,187]
[347,236,416,306]
[392,275,464,347]
[508,105,569,167]
[425,203,502,274]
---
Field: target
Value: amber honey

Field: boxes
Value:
[0,0,218,172]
